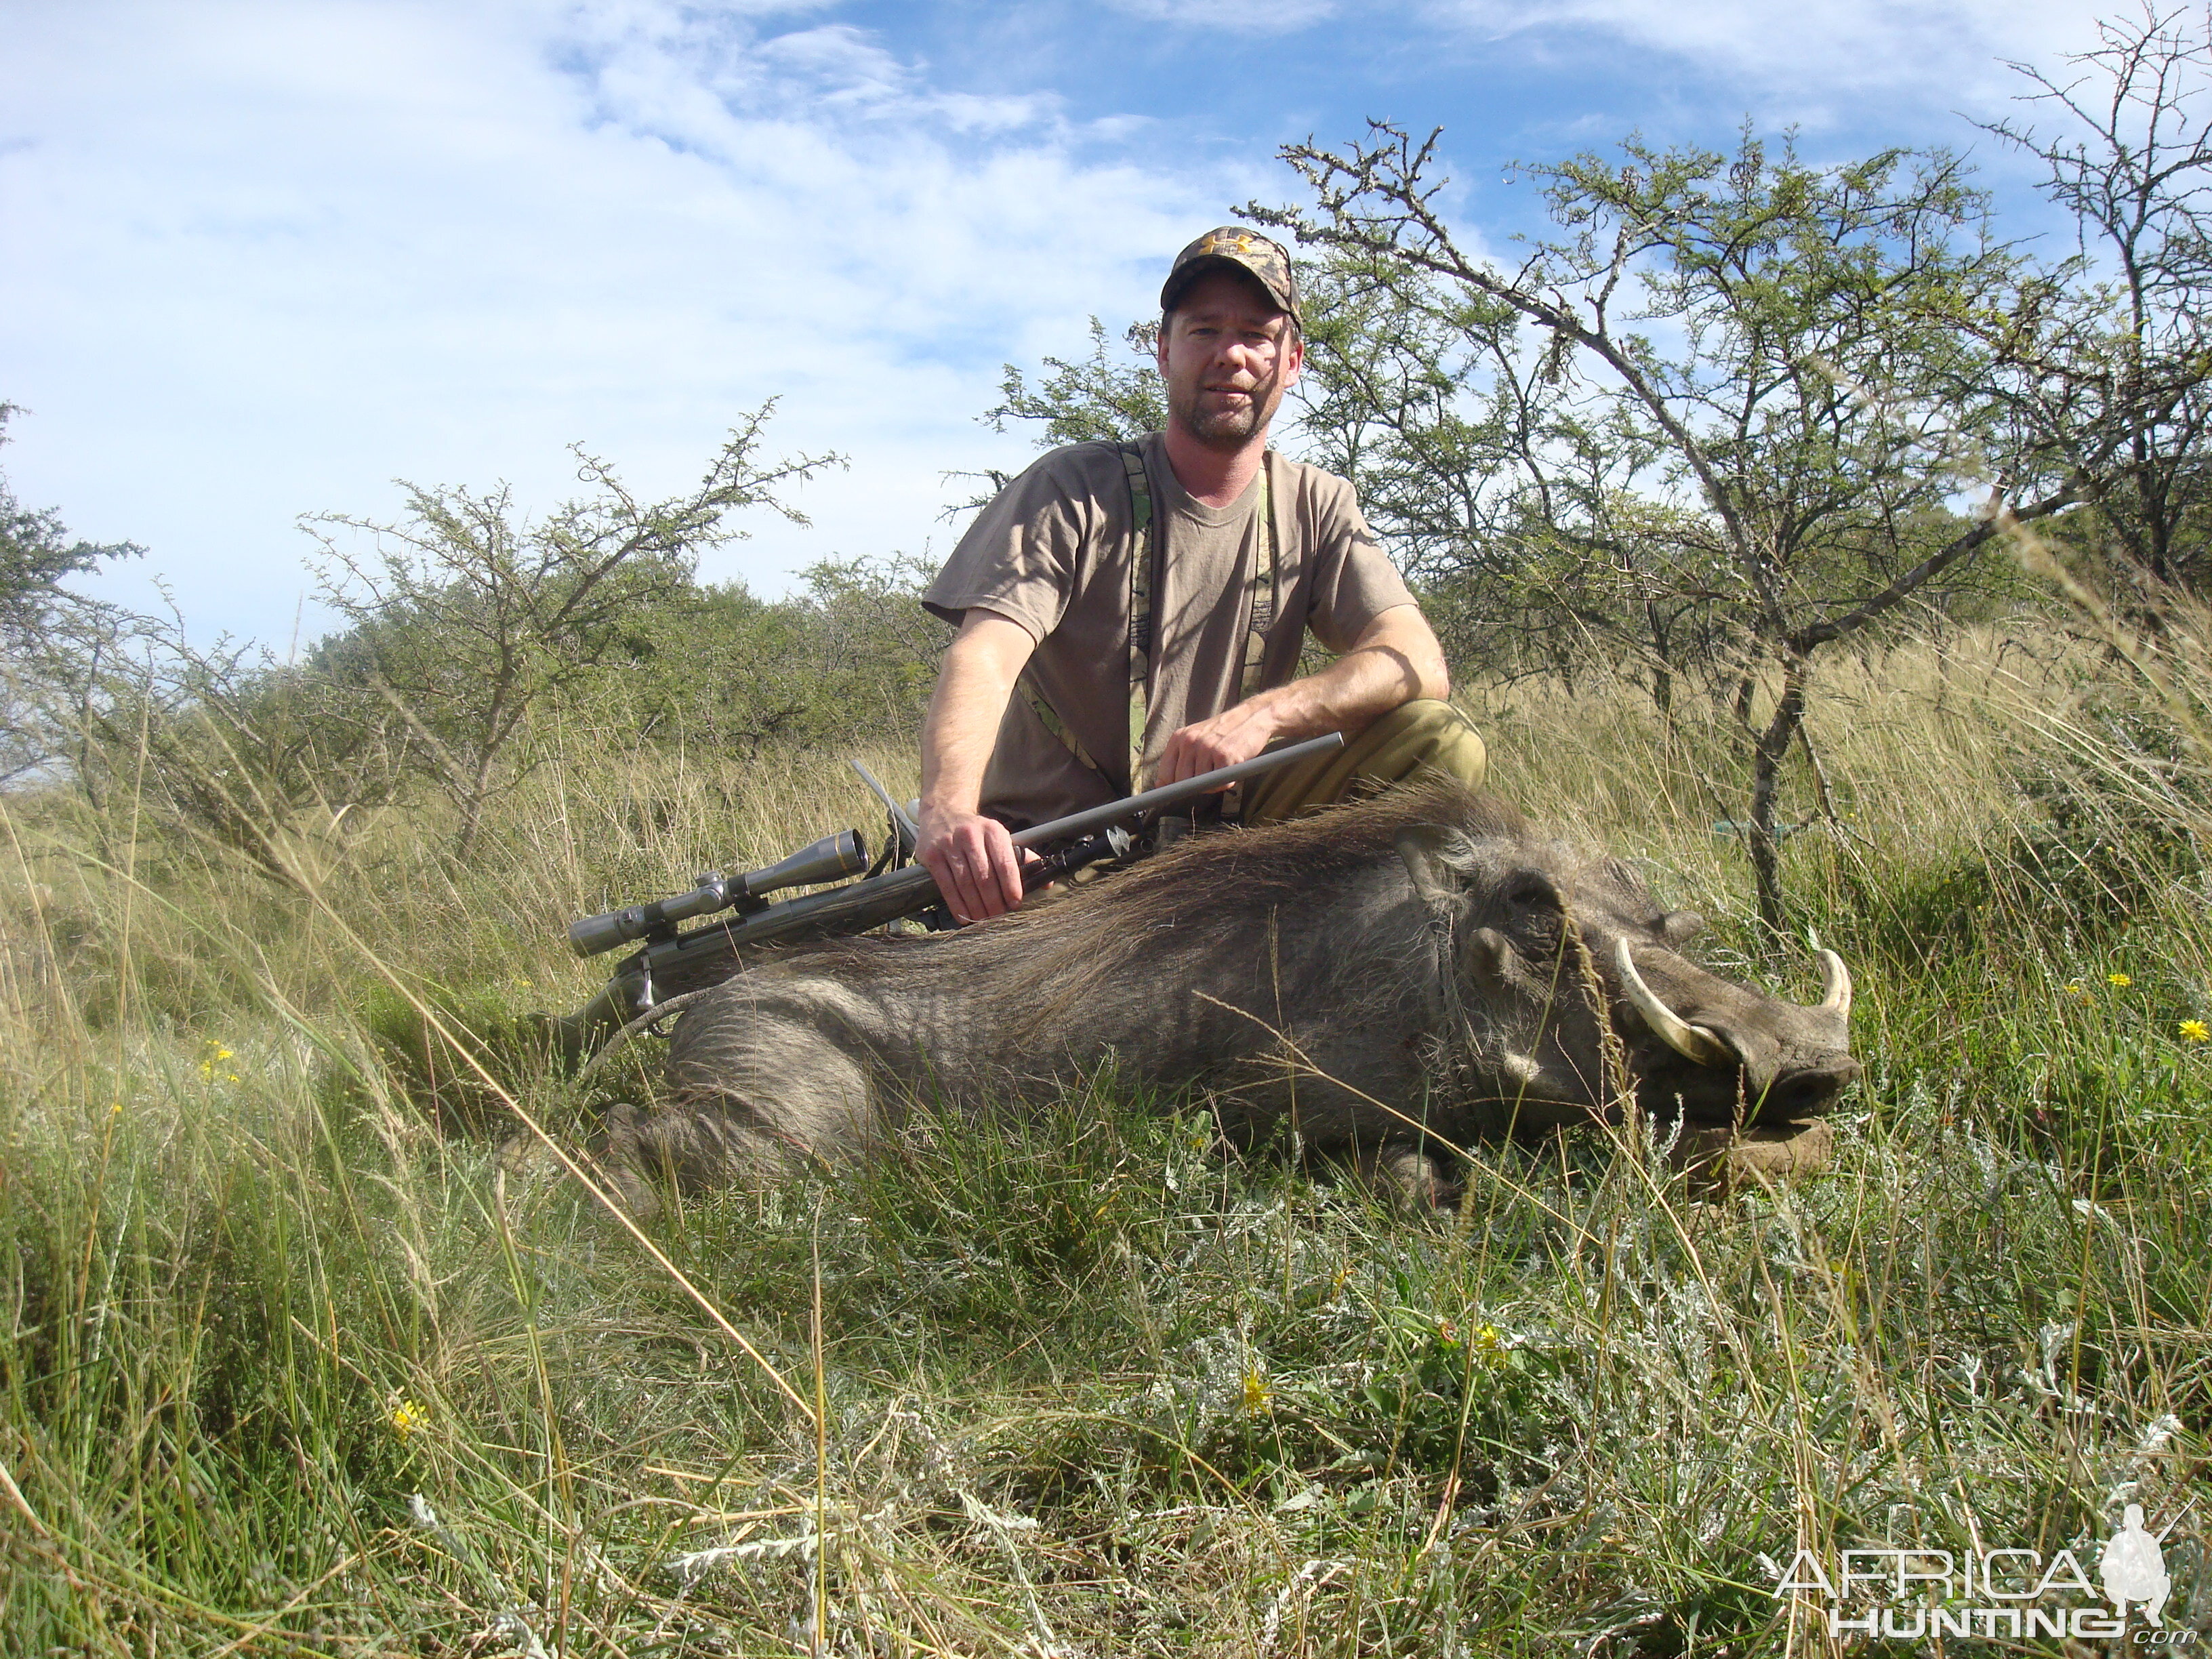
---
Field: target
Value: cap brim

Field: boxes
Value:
[1160,256,1298,322]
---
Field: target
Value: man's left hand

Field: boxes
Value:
[1156,701,1279,785]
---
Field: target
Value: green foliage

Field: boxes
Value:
[1986,6,2212,590]
[72,626,409,882]
[1275,136,2060,699]
[304,402,842,858]
[0,403,143,785]
[987,315,1166,451]
[0,404,140,649]
[359,978,563,1138]
[1263,123,2119,926]
[68,416,946,887]
[575,556,943,756]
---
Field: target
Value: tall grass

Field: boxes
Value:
[1,622,2205,1654]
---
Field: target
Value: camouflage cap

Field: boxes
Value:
[1160,226,1301,327]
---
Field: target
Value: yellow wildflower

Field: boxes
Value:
[2181,1020,2209,1044]
[390,1397,430,1439]
[1239,1368,1273,1415]
[2108,972,2133,987]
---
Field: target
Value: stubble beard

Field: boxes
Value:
[1172,376,1282,453]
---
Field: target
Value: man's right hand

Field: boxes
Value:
[916,608,1038,922]
[916,806,1026,923]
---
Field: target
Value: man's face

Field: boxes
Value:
[1156,268,1304,453]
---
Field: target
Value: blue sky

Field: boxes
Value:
[1,0,2107,649]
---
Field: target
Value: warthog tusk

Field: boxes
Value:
[1814,949,1852,1019]
[1612,939,1733,1067]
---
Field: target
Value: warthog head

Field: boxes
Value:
[1393,808,1858,1134]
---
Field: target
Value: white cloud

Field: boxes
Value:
[1427,0,2106,110]
[1084,0,2100,102]
[1101,0,1340,35]
[4,0,2110,656]
[0,0,1229,644]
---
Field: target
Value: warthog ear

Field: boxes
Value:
[1659,909,1705,946]
[1395,825,1467,909]
[1399,827,1515,987]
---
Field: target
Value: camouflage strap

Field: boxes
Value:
[1021,686,1109,777]
[1122,442,1157,788]
[1025,442,1278,793]
[1216,455,1280,819]
[1242,455,1280,702]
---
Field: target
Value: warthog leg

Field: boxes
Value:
[588,1096,836,1219]
[1345,1143,1461,1210]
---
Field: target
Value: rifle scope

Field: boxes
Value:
[567,829,868,958]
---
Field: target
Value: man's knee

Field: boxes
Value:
[1352,699,1486,793]
[1240,699,1486,825]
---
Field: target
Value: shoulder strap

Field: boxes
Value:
[1239,454,1280,701]
[1120,442,1160,787]
[1021,439,1159,793]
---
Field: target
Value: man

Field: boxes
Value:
[918,226,1486,922]
[2101,1504,2171,1625]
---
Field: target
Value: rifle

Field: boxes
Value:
[551,731,1347,1061]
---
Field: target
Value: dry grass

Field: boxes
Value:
[1,619,2207,1655]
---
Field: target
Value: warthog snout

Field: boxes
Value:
[1612,937,1860,1126]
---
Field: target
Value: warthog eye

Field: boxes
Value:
[1504,874,1559,912]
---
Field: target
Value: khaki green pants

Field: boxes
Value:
[1238,699,1488,827]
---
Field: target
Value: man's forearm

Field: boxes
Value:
[920,611,1034,814]
[918,663,1000,818]
[1246,608,1450,738]
[916,609,1038,922]
[1153,605,1449,784]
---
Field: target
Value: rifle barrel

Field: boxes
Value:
[1008,731,1345,848]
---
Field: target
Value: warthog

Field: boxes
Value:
[587,781,1858,1212]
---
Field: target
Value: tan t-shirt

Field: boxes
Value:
[922,433,1416,829]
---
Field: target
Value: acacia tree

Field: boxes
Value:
[0,403,142,783]
[957,317,1168,515]
[987,317,1166,451]
[306,403,840,860]
[1261,126,2094,928]
[1986,3,2212,590]
[1288,253,1740,700]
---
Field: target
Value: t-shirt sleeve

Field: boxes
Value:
[922,453,1094,644]
[1301,472,1416,653]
